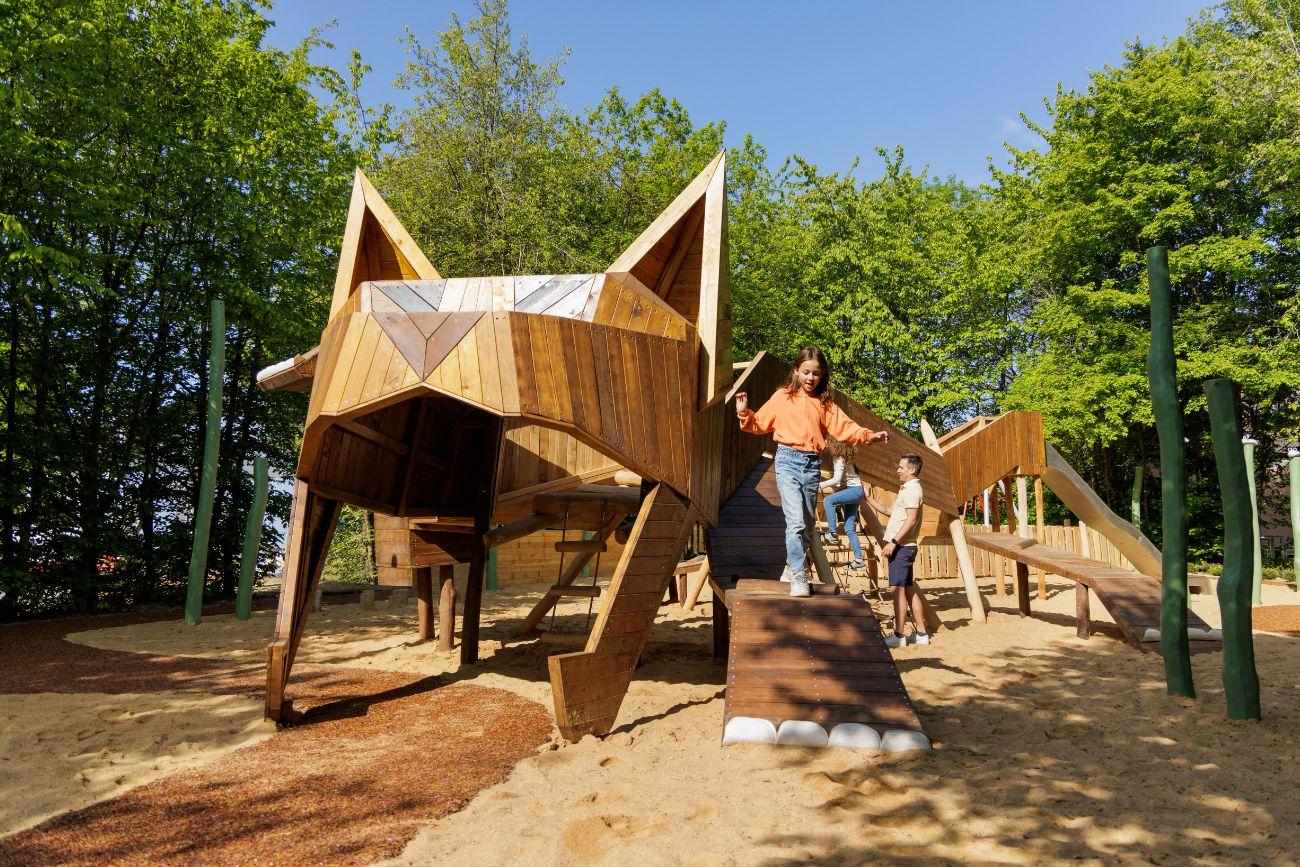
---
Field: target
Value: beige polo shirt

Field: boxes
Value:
[884,479,923,547]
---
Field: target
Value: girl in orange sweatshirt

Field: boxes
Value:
[735,346,888,596]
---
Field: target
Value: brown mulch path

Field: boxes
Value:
[0,677,553,866]
[0,594,556,865]
[0,594,382,699]
[1253,604,1300,636]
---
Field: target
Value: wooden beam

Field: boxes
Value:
[653,202,706,299]
[1016,561,1031,617]
[396,398,429,514]
[1076,581,1091,639]
[415,566,435,641]
[516,512,623,636]
[484,512,554,548]
[1034,475,1047,599]
[438,564,456,650]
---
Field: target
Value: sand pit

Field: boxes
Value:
[0,691,272,838]
[6,576,1300,864]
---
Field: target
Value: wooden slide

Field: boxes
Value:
[963,530,1221,652]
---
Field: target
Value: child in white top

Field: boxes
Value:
[819,438,866,570]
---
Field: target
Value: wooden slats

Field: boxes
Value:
[964,530,1219,651]
[548,484,693,741]
[723,592,926,738]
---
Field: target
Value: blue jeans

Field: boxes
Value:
[824,485,866,562]
[774,445,821,581]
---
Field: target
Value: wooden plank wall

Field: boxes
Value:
[497,421,619,496]
[914,524,1136,581]
[942,411,1047,504]
[507,312,696,496]
[717,353,786,505]
[374,514,412,584]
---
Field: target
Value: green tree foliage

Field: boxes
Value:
[1002,0,1299,554]
[3,0,1294,618]
[0,0,360,617]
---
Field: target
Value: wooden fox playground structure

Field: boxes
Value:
[258,156,1221,749]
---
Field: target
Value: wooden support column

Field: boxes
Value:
[713,586,730,661]
[950,518,987,623]
[415,566,435,641]
[989,483,1005,595]
[1034,476,1047,599]
[460,417,503,665]
[1076,581,1091,639]
[1016,561,1031,618]
[438,564,456,650]
[264,482,342,722]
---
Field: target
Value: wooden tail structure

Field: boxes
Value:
[963,530,1222,652]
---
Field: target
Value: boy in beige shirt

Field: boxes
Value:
[865,453,929,646]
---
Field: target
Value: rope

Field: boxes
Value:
[584,502,606,631]
[548,503,570,632]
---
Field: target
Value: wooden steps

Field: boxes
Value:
[549,584,603,598]
[963,530,1221,652]
[555,539,608,554]
[721,588,930,751]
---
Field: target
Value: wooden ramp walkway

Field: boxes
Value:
[708,455,787,581]
[963,530,1221,652]
[721,582,930,750]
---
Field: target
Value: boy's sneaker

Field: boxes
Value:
[914,632,932,646]
[849,559,866,571]
[884,631,908,648]
[789,577,812,598]
[779,565,793,583]
[821,531,840,545]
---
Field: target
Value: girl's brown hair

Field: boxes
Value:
[826,437,857,461]
[783,346,833,405]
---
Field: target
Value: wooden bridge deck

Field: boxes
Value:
[963,530,1221,652]
[707,455,929,750]
[722,584,929,749]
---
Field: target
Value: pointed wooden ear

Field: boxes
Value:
[329,169,440,317]
[607,152,731,406]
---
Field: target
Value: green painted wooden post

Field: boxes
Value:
[486,543,498,591]
[235,456,269,621]
[1290,446,1299,590]
[185,299,224,625]
[1146,246,1193,698]
[1242,437,1263,605]
[1131,465,1143,528]
[1205,379,1261,720]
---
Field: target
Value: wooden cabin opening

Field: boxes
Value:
[310,392,503,518]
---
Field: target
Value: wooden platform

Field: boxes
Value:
[721,583,930,750]
[963,530,1221,652]
[708,455,786,580]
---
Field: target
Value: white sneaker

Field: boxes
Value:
[884,632,908,648]
[789,578,811,598]
[914,632,932,646]
[779,565,793,583]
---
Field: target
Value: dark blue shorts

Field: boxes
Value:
[888,545,917,587]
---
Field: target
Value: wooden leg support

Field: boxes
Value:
[713,585,730,661]
[265,482,342,723]
[438,564,456,651]
[1076,581,1091,639]
[415,566,435,642]
[1016,561,1031,618]
[548,484,693,741]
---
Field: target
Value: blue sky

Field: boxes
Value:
[262,0,1209,185]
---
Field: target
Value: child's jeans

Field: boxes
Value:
[824,484,866,562]
[774,444,821,584]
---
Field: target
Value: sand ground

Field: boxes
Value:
[10,575,1300,864]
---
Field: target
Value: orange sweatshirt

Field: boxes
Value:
[738,389,879,452]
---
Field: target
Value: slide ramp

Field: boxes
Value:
[722,584,930,751]
[964,530,1221,652]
